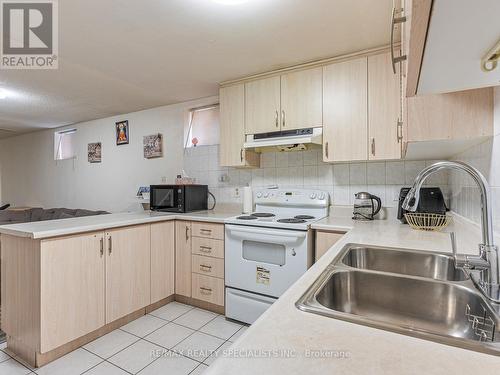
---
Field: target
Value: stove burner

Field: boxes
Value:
[237,215,258,220]
[277,218,307,224]
[294,215,315,220]
[251,212,276,218]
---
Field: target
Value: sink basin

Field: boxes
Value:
[296,243,500,355]
[342,246,467,281]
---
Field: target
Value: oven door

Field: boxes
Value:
[150,186,181,211]
[225,224,309,298]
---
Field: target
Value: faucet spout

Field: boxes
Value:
[405,161,500,302]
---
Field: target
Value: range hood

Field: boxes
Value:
[244,127,322,150]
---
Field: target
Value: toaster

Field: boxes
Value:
[397,187,448,224]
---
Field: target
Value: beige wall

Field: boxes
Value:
[0,96,218,212]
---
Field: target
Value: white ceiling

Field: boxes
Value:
[0,0,394,137]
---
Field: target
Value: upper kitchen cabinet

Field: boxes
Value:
[403,87,494,159]
[368,52,401,160]
[397,0,500,96]
[244,67,323,134]
[219,84,260,168]
[280,67,323,131]
[245,76,281,134]
[323,57,368,162]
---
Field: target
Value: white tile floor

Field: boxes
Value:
[0,302,248,375]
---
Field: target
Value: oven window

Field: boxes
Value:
[242,240,286,266]
[153,189,174,208]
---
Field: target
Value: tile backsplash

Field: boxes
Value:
[183,145,450,208]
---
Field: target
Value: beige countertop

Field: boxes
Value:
[206,213,500,374]
[0,205,243,239]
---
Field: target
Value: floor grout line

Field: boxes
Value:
[77,358,106,375]
[147,303,196,322]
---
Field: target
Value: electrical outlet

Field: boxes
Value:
[232,187,241,198]
[161,176,167,183]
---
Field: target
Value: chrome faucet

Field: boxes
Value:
[402,161,500,303]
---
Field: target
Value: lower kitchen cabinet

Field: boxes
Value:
[192,273,224,306]
[151,221,175,304]
[315,230,346,262]
[173,220,226,309]
[0,219,219,367]
[40,232,106,353]
[105,225,151,323]
[175,221,192,297]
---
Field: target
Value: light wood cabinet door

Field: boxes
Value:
[219,84,260,168]
[280,67,323,131]
[315,231,345,262]
[105,225,151,323]
[175,221,192,297]
[406,88,494,142]
[40,232,105,352]
[245,76,281,134]
[151,222,175,304]
[323,57,368,162]
[368,52,401,160]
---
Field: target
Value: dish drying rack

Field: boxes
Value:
[466,304,496,342]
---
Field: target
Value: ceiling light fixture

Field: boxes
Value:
[0,89,7,99]
[211,0,249,5]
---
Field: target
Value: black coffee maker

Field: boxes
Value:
[398,187,447,223]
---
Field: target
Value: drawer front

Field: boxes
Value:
[191,222,224,240]
[192,237,224,259]
[192,255,224,279]
[192,274,224,306]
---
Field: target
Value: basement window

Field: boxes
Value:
[184,104,220,148]
[54,129,77,160]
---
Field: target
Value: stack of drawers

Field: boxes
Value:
[191,222,225,306]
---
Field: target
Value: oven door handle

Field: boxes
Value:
[226,225,306,242]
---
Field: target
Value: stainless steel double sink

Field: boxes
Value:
[296,244,500,355]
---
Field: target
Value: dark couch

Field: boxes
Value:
[0,208,109,225]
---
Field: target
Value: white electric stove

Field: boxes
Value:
[224,188,329,324]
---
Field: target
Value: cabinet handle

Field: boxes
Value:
[275,110,279,128]
[240,148,244,162]
[185,226,189,241]
[199,246,212,253]
[325,142,329,159]
[397,119,403,143]
[200,287,213,295]
[281,110,286,127]
[200,264,212,272]
[100,237,104,257]
[200,228,212,234]
[371,138,375,156]
[108,236,112,255]
[390,6,407,74]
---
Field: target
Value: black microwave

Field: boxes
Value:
[150,185,208,213]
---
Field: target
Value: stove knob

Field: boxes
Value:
[309,193,317,199]
[256,192,263,198]
[318,193,325,200]
[263,192,270,198]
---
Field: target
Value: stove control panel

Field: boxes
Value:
[254,188,329,207]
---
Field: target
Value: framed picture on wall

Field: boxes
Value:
[88,142,102,163]
[143,133,163,159]
[115,120,129,145]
